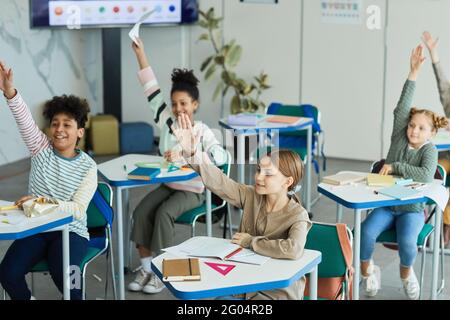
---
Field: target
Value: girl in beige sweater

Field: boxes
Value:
[172,113,312,300]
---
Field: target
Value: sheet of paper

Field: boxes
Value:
[128,9,157,45]
[419,183,449,212]
[0,202,26,226]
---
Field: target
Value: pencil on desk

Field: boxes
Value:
[0,205,19,212]
[224,247,243,260]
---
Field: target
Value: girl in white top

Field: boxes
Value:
[128,38,226,294]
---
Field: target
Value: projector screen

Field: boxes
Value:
[30,0,199,28]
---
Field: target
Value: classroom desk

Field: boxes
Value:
[432,129,450,152]
[0,200,73,300]
[97,154,212,300]
[151,236,321,300]
[431,131,450,256]
[219,115,314,213]
[318,172,448,300]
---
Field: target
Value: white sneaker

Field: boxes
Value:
[362,262,380,297]
[128,268,151,292]
[143,273,165,294]
[402,269,420,300]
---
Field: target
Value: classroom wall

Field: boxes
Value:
[0,0,103,166]
[120,0,301,142]
[382,0,450,156]
[3,0,450,166]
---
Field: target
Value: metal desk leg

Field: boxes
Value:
[337,204,343,223]
[431,208,442,299]
[237,134,245,184]
[206,189,212,237]
[353,209,361,300]
[123,188,130,271]
[62,225,70,300]
[237,134,245,221]
[306,125,312,213]
[309,265,318,300]
[115,187,125,300]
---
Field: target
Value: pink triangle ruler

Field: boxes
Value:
[204,262,236,276]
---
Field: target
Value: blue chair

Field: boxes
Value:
[175,150,233,238]
[29,182,117,300]
[368,159,446,299]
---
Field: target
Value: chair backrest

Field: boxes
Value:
[305,222,352,278]
[86,182,114,251]
[266,103,321,153]
[304,222,353,300]
[370,159,444,181]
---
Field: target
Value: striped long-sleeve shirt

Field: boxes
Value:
[7,92,97,240]
[138,66,226,193]
[386,80,438,213]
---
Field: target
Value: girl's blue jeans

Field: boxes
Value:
[360,207,424,267]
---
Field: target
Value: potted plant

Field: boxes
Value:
[197,8,271,117]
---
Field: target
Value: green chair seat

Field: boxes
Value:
[30,247,104,273]
[175,204,218,225]
[376,223,434,246]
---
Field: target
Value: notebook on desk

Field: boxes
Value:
[322,172,366,186]
[162,258,201,282]
[265,115,302,124]
[377,185,420,200]
[366,174,395,187]
[127,167,160,181]
[163,237,270,265]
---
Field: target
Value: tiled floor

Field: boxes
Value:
[0,156,448,300]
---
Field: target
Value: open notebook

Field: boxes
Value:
[163,236,270,265]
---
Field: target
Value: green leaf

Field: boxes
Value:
[213,83,224,101]
[199,10,208,19]
[214,55,225,65]
[210,18,223,29]
[198,20,209,29]
[197,33,209,42]
[226,45,242,67]
[205,64,216,81]
[242,99,251,112]
[243,84,256,96]
[236,79,247,93]
[206,7,215,20]
[200,56,214,72]
[230,95,241,114]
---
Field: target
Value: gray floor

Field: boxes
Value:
[0,156,449,300]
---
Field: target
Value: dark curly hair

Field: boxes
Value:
[42,95,90,129]
[170,68,200,102]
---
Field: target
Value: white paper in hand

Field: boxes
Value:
[129,9,157,45]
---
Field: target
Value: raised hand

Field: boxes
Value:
[172,113,200,157]
[0,61,16,99]
[164,150,182,163]
[409,45,426,80]
[131,37,150,69]
[422,31,440,63]
[422,31,439,52]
